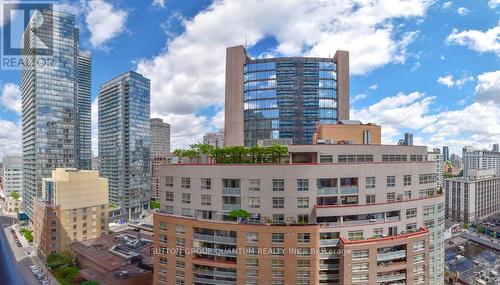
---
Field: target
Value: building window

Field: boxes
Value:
[413,240,425,251]
[248,179,260,191]
[272,247,285,256]
[159,234,167,243]
[352,263,369,272]
[352,250,369,260]
[246,232,259,243]
[181,193,191,204]
[348,230,363,240]
[272,270,284,277]
[386,192,396,202]
[297,179,309,191]
[181,177,190,188]
[297,214,309,224]
[386,176,396,187]
[246,270,258,277]
[165,191,174,202]
[248,197,261,209]
[373,228,383,237]
[271,259,284,268]
[297,197,309,208]
[366,194,375,204]
[297,259,310,268]
[181,208,191,216]
[272,233,285,243]
[176,238,185,247]
[273,197,284,208]
[175,225,185,235]
[201,178,211,190]
[159,257,168,264]
[273,179,285,192]
[201,194,211,206]
[404,175,412,186]
[406,223,417,231]
[246,258,258,267]
[419,173,436,184]
[159,222,167,231]
[273,214,284,224]
[165,176,174,187]
[406,208,417,219]
[298,233,310,243]
[165,205,174,214]
[365,177,375,189]
[319,155,333,163]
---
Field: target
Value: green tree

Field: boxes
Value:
[82,281,99,285]
[150,200,160,209]
[228,209,250,222]
[47,251,74,269]
[10,191,20,200]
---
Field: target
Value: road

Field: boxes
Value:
[0,212,58,285]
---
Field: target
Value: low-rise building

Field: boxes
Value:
[5,196,21,213]
[33,168,109,259]
[445,169,500,223]
[72,229,153,285]
[312,120,381,145]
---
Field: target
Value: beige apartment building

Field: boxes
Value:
[152,125,445,285]
[34,168,109,259]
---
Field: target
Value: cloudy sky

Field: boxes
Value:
[0,0,499,158]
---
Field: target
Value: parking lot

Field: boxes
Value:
[446,236,500,284]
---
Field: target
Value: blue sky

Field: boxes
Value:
[0,0,499,157]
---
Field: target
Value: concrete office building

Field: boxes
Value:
[153,125,445,285]
[99,71,151,220]
[493,144,499,153]
[443,146,450,162]
[463,147,500,177]
[203,131,225,148]
[2,155,23,196]
[151,118,171,156]
[33,169,108,259]
[445,169,500,223]
[224,46,350,147]
[151,154,176,200]
[428,148,444,188]
[21,11,92,219]
[450,154,462,168]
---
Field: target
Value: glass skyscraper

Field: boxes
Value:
[76,50,92,170]
[225,46,350,147]
[98,71,151,220]
[21,10,92,219]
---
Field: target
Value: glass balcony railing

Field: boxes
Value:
[320,239,339,247]
[222,204,241,210]
[193,233,237,245]
[339,186,358,194]
[195,247,237,257]
[319,273,340,280]
[193,277,236,285]
[317,187,338,195]
[319,263,339,270]
[376,273,406,283]
[193,268,237,278]
[222,187,241,196]
[377,250,407,261]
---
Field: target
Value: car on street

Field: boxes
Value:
[39,280,49,285]
[34,272,44,280]
[29,265,39,273]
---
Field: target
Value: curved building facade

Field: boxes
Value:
[153,143,445,285]
[225,46,350,147]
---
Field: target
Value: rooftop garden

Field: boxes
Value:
[172,143,289,164]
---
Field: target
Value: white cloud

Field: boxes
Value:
[442,1,453,9]
[457,7,470,16]
[489,0,500,9]
[369,85,378,91]
[0,119,22,158]
[85,0,128,48]
[352,91,500,153]
[152,0,166,8]
[437,74,473,88]
[352,94,367,103]
[137,0,432,144]
[475,70,500,103]
[410,61,421,71]
[158,113,209,150]
[446,23,500,56]
[1,83,21,114]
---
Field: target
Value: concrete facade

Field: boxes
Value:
[153,143,444,284]
[2,154,23,196]
[203,131,225,148]
[33,169,109,259]
[312,121,381,145]
[151,118,171,156]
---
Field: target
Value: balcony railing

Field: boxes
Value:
[222,187,241,196]
[317,187,338,195]
[222,204,241,210]
[193,233,237,245]
[343,218,384,226]
[386,216,400,222]
[377,250,407,261]
[193,268,237,278]
[319,222,340,227]
[320,239,339,247]
[339,186,359,194]
[193,277,236,285]
[195,247,237,257]
[319,263,339,270]
[319,273,340,280]
[376,273,406,283]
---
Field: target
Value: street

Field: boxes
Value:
[0,211,58,285]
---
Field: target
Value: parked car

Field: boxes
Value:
[39,280,49,285]
[29,265,39,274]
[34,272,44,280]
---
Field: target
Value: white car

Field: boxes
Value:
[29,265,39,273]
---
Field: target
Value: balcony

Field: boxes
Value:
[222,204,241,211]
[193,277,236,285]
[193,268,237,278]
[319,263,339,270]
[339,186,358,195]
[320,239,339,247]
[222,187,241,196]
[343,218,384,226]
[377,250,407,262]
[320,252,337,259]
[317,187,338,195]
[386,216,400,222]
[195,247,237,257]
[376,273,406,283]
[193,233,237,245]
[319,273,340,280]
